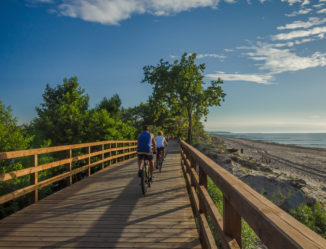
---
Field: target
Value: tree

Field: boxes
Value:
[35,76,89,145]
[83,109,136,142]
[0,100,31,153]
[96,94,122,118]
[142,53,226,143]
[0,100,33,218]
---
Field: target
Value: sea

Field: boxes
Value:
[208,132,326,149]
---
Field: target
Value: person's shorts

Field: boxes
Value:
[137,152,153,161]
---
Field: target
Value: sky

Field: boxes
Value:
[0,0,326,133]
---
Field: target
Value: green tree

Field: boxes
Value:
[0,100,33,218]
[83,109,136,142]
[142,53,225,143]
[96,94,122,118]
[35,76,89,145]
[0,100,31,152]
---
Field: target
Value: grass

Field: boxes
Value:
[206,177,262,249]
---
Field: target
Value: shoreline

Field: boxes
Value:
[209,133,326,150]
[218,135,326,151]
[195,135,326,207]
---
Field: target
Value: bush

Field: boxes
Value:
[290,202,326,238]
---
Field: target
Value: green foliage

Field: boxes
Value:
[96,94,122,118]
[1,77,138,219]
[35,76,89,145]
[0,100,33,218]
[84,109,136,141]
[0,100,32,152]
[142,53,225,143]
[290,202,326,238]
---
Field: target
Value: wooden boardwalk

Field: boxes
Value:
[0,141,201,249]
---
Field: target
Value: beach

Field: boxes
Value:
[196,135,326,207]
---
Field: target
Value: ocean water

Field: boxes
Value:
[209,132,326,149]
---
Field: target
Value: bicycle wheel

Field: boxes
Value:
[159,156,163,173]
[141,165,148,195]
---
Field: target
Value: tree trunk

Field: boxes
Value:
[187,110,192,144]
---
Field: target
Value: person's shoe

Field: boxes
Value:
[138,170,142,177]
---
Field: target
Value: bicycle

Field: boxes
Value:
[156,148,164,173]
[141,159,151,195]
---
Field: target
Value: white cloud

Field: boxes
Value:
[244,43,326,74]
[197,53,226,59]
[277,17,326,30]
[39,0,222,25]
[206,72,274,84]
[272,26,326,40]
[286,8,312,17]
[317,8,326,13]
[281,0,306,5]
[28,0,53,3]
[273,37,318,47]
[313,3,325,8]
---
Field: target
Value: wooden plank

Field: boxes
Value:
[181,141,326,249]
[0,147,138,182]
[0,158,71,182]
[223,196,241,248]
[199,213,218,249]
[0,141,201,249]
[0,154,137,205]
[198,185,240,249]
[0,140,137,160]
[0,241,201,248]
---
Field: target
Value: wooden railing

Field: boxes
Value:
[180,140,326,249]
[0,140,137,205]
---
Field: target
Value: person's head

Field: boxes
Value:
[143,125,150,132]
[158,131,163,136]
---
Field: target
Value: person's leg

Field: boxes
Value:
[155,152,159,168]
[149,159,154,178]
[138,158,142,170]
[137,155,143,177]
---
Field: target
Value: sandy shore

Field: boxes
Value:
[208,135,326,205]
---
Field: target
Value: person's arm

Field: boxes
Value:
[151,134,157,151]
[164,138,168,146]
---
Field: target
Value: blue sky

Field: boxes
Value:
[0,0,326,133]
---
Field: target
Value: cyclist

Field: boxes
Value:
[155,131,168,168]
[137,125,156,181]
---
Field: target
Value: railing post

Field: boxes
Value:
[124,142,127,161]
[199,165,207,215]
[102,144,104,169]
[223,196,242,248]
[190,155,196,187]
[30,154,38,203]
[88,146,91,176]
[115,142,117,163]
[67,148,72,185]
[109,143,112,166]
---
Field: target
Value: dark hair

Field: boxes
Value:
[143,125,149,131]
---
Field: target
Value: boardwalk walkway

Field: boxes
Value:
[0,141,201,248]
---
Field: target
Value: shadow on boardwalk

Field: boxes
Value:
[0,141,201,248]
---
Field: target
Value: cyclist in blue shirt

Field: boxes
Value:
[137,125,156,181]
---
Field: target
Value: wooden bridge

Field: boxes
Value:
[0,139,326,248]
